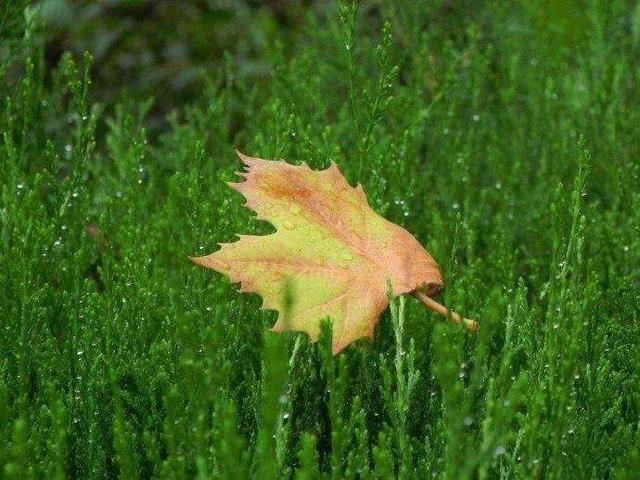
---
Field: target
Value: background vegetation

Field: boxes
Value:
[1,0,639,478]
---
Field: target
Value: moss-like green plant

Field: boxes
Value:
[1,1,639,478]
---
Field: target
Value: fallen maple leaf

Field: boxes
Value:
[191,151,478,354]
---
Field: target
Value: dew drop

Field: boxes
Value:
[269,271,284,281]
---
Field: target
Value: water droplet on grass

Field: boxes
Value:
[493,446,506,457]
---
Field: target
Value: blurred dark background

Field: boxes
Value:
[2,0,488,135]
[37,0,319,132]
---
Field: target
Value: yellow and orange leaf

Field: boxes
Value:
[191,151,477,354]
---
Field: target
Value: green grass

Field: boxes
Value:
[2,1,640,478]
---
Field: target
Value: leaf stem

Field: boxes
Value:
[413,291,479,332]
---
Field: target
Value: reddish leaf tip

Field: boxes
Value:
[188,255,205,266]
[235,149,261,168]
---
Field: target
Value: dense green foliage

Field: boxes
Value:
[2,1,640,478]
